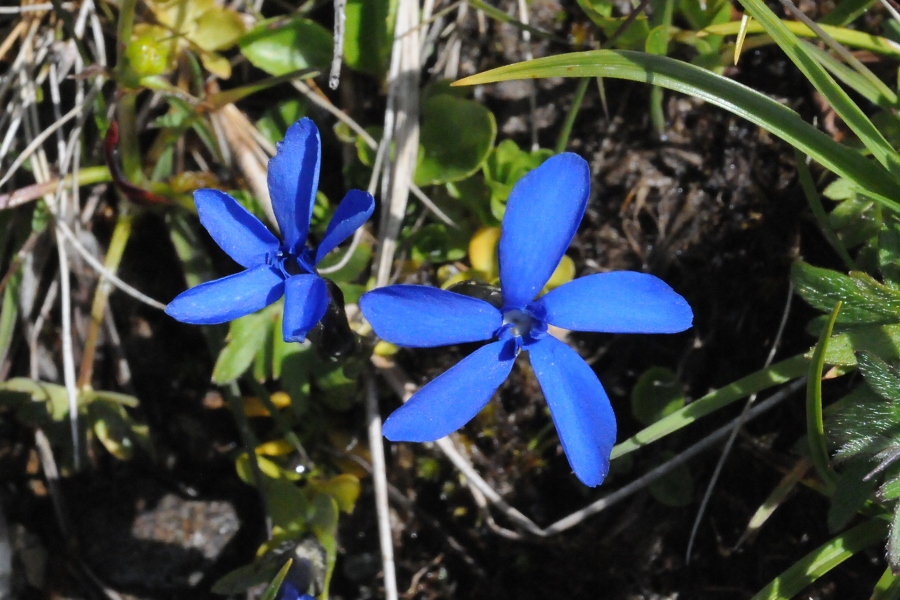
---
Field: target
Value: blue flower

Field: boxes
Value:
[359,153,693,486]
[166,118,375,342]
[275,578,313,600]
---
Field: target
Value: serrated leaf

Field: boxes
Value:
[239,17,332,76]
[822,323,900,366]
[858,351,900,402]
[792,262,900,325]
[829,384,900,461]
[414,95,497,186]
[881,216,900,287]
[891,506,900,573]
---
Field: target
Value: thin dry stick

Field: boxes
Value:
[373,355,807,537]
[366,2,422,595]
[329,0,346,89]
[516,0,538,151]
[52,219,167,310]
[366,376,398,600]
[542,379,807,535]
[290,80,454,226]
[685,281,794,563]
[374,0,421,288]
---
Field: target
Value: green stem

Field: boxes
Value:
[872,566,900,600]
[555,78,590,153]
[794,149,856,272]
[806,301,841,492]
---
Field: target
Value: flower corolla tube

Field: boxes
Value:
[166,118,375,343]
[359,153,693,486]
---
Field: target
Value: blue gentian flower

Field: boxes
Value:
[166,118,375,342]
[275,578,313,600]
[359,153,693,486]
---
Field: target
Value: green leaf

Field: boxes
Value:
[828,384,900,461]
[828,459,878,531]
[822,323,900,366]
[0,269,20,368]
[612,354,809,460]
[1,378,70,422]
[751,519,888,600]
[239,17,332,76]
[630,367,686,426]
[316,239,372,283]
[648,452,694,507]
[257,99,309,147]
[89,398,141,460]
[483,139,553,220]
[792,262,900,325]
[260,559,293,600]
[890,506,900,573]
[192,5,245,51]
[344,0,394,76]
[453,50,900,210]
[857,351,900,402]
[408,223,469,264]
[213,309,275,384]
[871,566,900,600]
[415,95,497,186]
[307,493,339,538]
[881,216,900,287]
[312,474,361,514]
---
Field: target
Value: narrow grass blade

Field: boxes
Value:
[261,558,293,600]
[751,519,888,600]
[611,354,809,460]
[453,50,900,210]
[871,566,900,600]
[794,149,856,271]
[735,0,900,177]
[704,20,900,59]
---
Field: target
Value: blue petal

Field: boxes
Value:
[383,340,516,441]
[535,271,693,333]
[166,265,284,324]
[528,336,616,487]
[315,189,375,264]
[359,286,501,347]
[282,274,329,342]
[499,153,590,308]
[194,189,280,268]
[267,118,321,252]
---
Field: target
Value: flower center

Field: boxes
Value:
[269,246,316,278]
[499,306,547,347]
